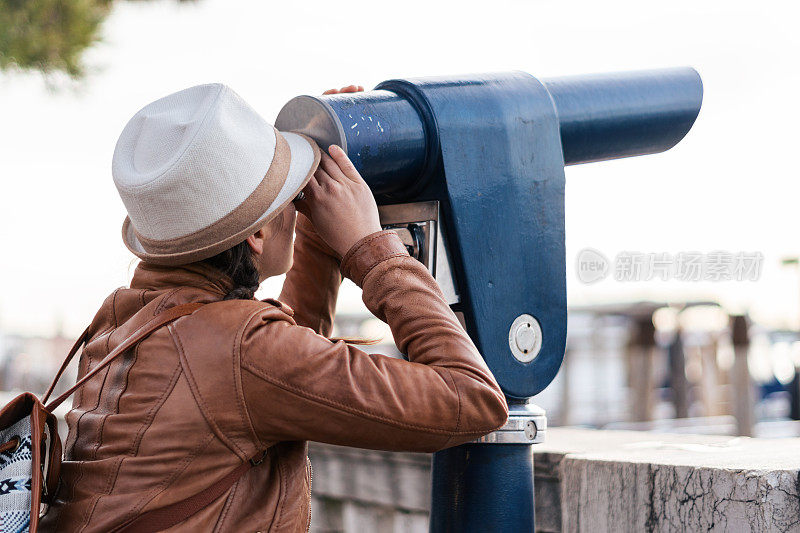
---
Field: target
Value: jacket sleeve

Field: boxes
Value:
[240,229,509,453]
[278,213,343,337]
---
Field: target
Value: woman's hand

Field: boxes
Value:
[295,145,382,258]
[322,84,364,95]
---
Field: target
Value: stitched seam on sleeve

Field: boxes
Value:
[364,260,450,307]
[237,309,276,449]
[357,252,410,286]
[439,368,462,448]
[240,362,487,436]
[341,230,396,266]
[341,231,403,280]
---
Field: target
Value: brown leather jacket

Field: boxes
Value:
[40,215,509,532]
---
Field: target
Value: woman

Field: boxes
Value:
[40,83,508,532]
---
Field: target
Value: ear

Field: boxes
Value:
[246,227,266,256]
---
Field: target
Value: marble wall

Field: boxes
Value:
[308,428,800,533]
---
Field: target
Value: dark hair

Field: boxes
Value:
[201,239,381,346]
[201,239,260,301]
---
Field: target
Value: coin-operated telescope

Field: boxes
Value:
[277,68,702,532]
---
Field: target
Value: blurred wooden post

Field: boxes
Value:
[700,333,722,417]
[731,315,754,436]
[628,316,656,422]
[668,329,689,419]
[560,346,572,426]
[790,367,800,421]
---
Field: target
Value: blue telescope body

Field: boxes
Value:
[277,67,702,399]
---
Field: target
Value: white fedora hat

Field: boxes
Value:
[112,83,321,266]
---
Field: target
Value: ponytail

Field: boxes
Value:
[201,239,260,301]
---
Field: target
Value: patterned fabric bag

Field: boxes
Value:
[0,416,33,533]
[0,393,59,533]
[0,303,202,532]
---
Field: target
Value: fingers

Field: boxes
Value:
[328,145,361,182]
[295,163,331,218]
[322,85,365,95]
[339,85,364,93]
[318,152,348,184]
[303,168,321,197]
[297,147,365,224]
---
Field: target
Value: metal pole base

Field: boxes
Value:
[429,402,546,532]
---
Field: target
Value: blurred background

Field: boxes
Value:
[1,0,799,440]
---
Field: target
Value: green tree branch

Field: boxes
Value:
[0,0,195,79]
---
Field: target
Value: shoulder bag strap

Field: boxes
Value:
[44,302,204,412]
[42,326,91,404]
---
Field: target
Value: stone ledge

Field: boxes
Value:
[308,429,800,532]
[537,429,800,533]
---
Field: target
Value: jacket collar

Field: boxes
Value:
[130,261,236,297]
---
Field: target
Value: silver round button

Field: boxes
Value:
[508,314,542,363]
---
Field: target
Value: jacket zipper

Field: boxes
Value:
[306,456,313,533]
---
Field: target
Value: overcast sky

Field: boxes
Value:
[0,0,798,337]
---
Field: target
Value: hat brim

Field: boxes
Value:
[122,131,321,266]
